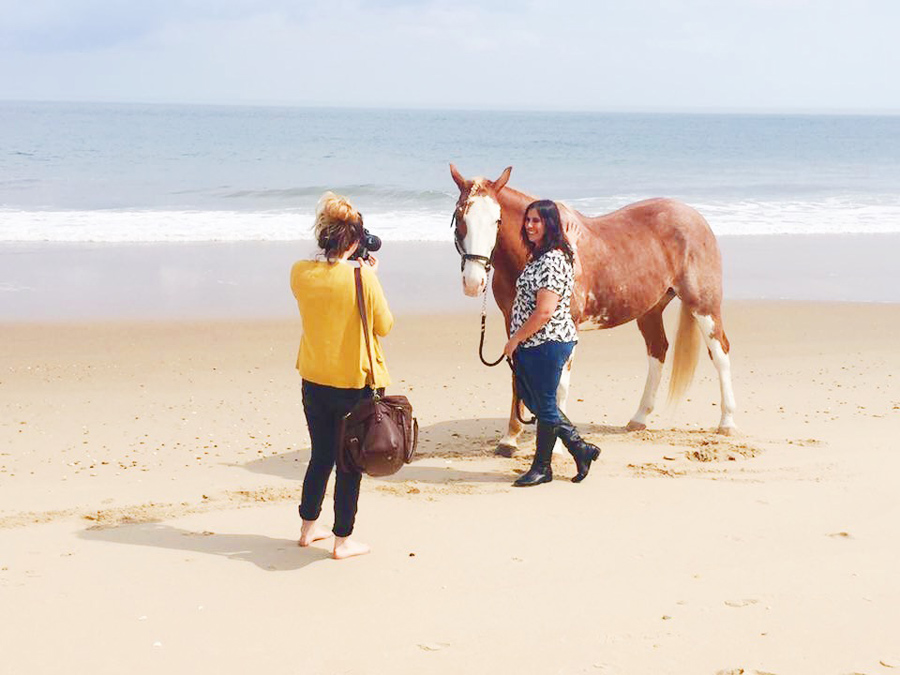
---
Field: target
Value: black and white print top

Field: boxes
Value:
[510,248,578,349]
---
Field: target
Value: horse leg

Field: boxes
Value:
[552,346,576,455]
[627,296,673,431]
[495,302,524,456]
[692,311,737,435]
[499,346,575,457]
[496,371,524,457]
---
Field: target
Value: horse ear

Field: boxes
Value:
[493,166,512,192]
[449,163,469,191]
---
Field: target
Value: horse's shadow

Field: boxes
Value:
[243,417,629,486]
[79,523,329,571]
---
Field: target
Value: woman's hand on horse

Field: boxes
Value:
[563,219,581,246]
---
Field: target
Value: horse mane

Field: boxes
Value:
[495,185,537,260]
[496,184,539,211]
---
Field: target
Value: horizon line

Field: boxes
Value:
[2,97,899,117]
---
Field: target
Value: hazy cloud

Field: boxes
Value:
[0,0,897,111]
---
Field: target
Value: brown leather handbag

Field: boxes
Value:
[337,267,418,477]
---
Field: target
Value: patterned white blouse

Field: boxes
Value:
[510,248,578,349]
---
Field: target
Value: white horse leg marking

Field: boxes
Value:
[694,314,737,433]
[552,347,576,455]
[498,417,522,451]
[497,384,523,451]
[628,356,664,430]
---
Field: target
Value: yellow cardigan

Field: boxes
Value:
[290,260,393,389]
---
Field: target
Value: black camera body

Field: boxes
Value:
[349,228,382,261]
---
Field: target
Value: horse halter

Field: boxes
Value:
[451,209,496,273]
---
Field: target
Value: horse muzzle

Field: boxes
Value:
[461,263,487,297]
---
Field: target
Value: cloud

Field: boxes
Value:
[0,0,898,111]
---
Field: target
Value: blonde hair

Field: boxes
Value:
[314,191,363,262]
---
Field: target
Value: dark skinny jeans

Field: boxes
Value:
[513,340,576,425]
[299,379,375,538]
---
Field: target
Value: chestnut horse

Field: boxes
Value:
[450,164,736,455]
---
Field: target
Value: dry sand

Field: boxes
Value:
[1,301,899,674]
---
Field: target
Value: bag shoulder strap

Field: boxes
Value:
[354,266,377,391]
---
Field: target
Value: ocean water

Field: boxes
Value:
[2,101,900,242]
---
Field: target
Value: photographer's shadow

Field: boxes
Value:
[79,522,329,571]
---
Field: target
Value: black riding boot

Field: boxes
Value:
[513,421,555,487]
[555,414,601,483]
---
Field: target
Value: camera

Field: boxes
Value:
[349,227,382,261]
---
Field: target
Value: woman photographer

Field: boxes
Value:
[502,199,601,487]
[290,191,393,559]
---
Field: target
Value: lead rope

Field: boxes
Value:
[476,267,535,426]
[478,267,504,367]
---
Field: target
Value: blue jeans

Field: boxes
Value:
[513,340,576,425]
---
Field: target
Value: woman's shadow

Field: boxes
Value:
[79,522,330,571]
[241,417,624,485]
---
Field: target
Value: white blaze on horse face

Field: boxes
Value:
[461,194,501,297]
[694,313,737,432]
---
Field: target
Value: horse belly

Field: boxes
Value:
[575,272,673,330]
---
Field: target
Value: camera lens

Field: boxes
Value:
[364,231,382,252]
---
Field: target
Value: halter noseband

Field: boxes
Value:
[452,209,496,273]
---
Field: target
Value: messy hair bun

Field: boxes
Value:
[314,191,364,262]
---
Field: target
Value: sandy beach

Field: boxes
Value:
[3,233,900,323]
[1,240,899,674]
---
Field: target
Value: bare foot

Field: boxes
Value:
[333,536,370,560]
[298,520,331,547]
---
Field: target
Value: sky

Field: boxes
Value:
[1,0,898,112]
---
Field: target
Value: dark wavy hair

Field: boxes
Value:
[520,199,574,263]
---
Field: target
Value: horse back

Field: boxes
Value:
[562,198,722,328]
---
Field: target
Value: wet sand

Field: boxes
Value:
[2,233,899,322]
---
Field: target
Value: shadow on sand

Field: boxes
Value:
[79,522,329,571]
[241,417,629,486]
[75,420,629,566]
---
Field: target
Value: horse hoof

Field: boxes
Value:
[494,444,516,458]
[625,420,646,432]
[717,426,737,436]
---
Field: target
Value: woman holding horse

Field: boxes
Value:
[502,200,601,487]
[290,191,393,559]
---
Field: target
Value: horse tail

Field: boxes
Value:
[668,301,700,403]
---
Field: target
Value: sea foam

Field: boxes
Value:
[2,196,899,243]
